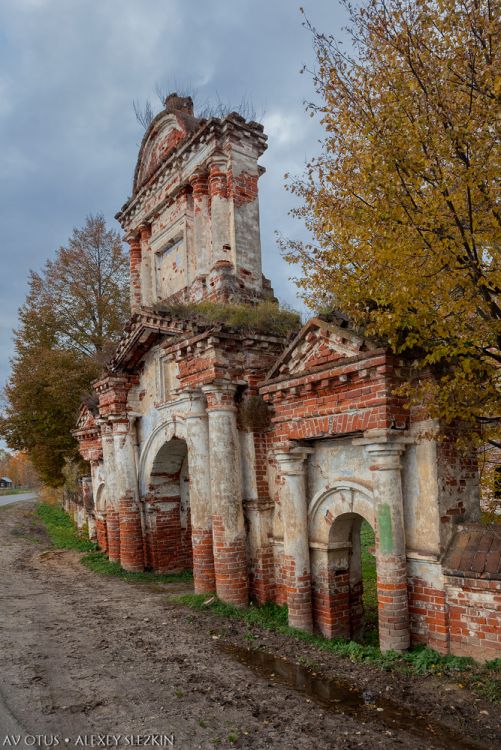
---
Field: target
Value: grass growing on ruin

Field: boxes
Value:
[175,593,501,702]
[155,300,302,337]
[37,502,192,585]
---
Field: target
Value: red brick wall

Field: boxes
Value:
[192,527,216,594]
[250,543,275,604]
[212,515,248,607]
[407,577,449,654]
[446,576,501,661]
[119,493,144,573]
[155,499,192,573]
[106,507,120,564]
[95,516,108,553]
[376,556,410,653]
[262,352,409,445]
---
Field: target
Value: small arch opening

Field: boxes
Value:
[312,510,378,645]
[143,437,192,573]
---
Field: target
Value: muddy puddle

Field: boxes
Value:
[220,643,491,750]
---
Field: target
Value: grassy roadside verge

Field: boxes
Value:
[0,487,34,496]
[176,593,501,703]
[36,502,192,584]
[36,501,500,702]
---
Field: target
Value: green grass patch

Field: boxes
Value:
[36,502,96,552]
[37,502,193,585]
[360,520,378,642]
[80,550,192,584]
[175,593,501,702]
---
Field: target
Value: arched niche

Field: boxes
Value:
[308,482,375,546]
[138,417,187,497]
[95,483,107,513]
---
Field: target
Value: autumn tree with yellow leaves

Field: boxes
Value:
[285,0,500,445]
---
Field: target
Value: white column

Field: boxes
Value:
[185,390,215,593]
[112,418,144,572]
[202,381,248,607]
[209,153,231,268]
[275,447,314,632]
[365,439,410,652]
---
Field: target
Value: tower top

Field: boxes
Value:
[164,93,194,116]
[116,98,274,311]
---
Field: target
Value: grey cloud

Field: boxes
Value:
[0,0,347,446]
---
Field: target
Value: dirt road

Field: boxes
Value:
[0,492,37,508]
[0,501,499,750]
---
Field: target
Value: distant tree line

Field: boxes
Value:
[0,215,130,486]
[0,448,38,488]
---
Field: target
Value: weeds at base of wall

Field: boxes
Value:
[175,593,501,704]
[36,502,192,585]
[80,551,192,584]
[37,503,96,552]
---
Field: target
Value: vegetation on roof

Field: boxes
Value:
[154,300,302,337]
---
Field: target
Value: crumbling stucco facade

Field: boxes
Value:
[74,94,501,660]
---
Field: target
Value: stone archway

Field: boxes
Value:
[143,436,192,573]
[308,483,376,641]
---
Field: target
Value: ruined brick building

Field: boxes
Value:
[74,94,500,660]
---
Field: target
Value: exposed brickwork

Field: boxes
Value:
[95,515,108,553]
[283,554,313,632]
[151,499,192,573]
[208,162,228,200]
[128,237,142,313]
[262,350,409,445]
[249,542,275,604]
[408,577,449,653]
[272,546,287,606]
[376,557,410,653]
[443,524,501,578]
[106,508,120,564]
[212,516,248,607]
[446,577,501,662]
[118,493,144,573]
[228,170,258,208]
[192,527,216,594]
[313,569,350,639]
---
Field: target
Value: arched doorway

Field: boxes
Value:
[144,437,192,573]
[309,484,377,643]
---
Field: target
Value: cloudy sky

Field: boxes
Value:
[0,0,347,447]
